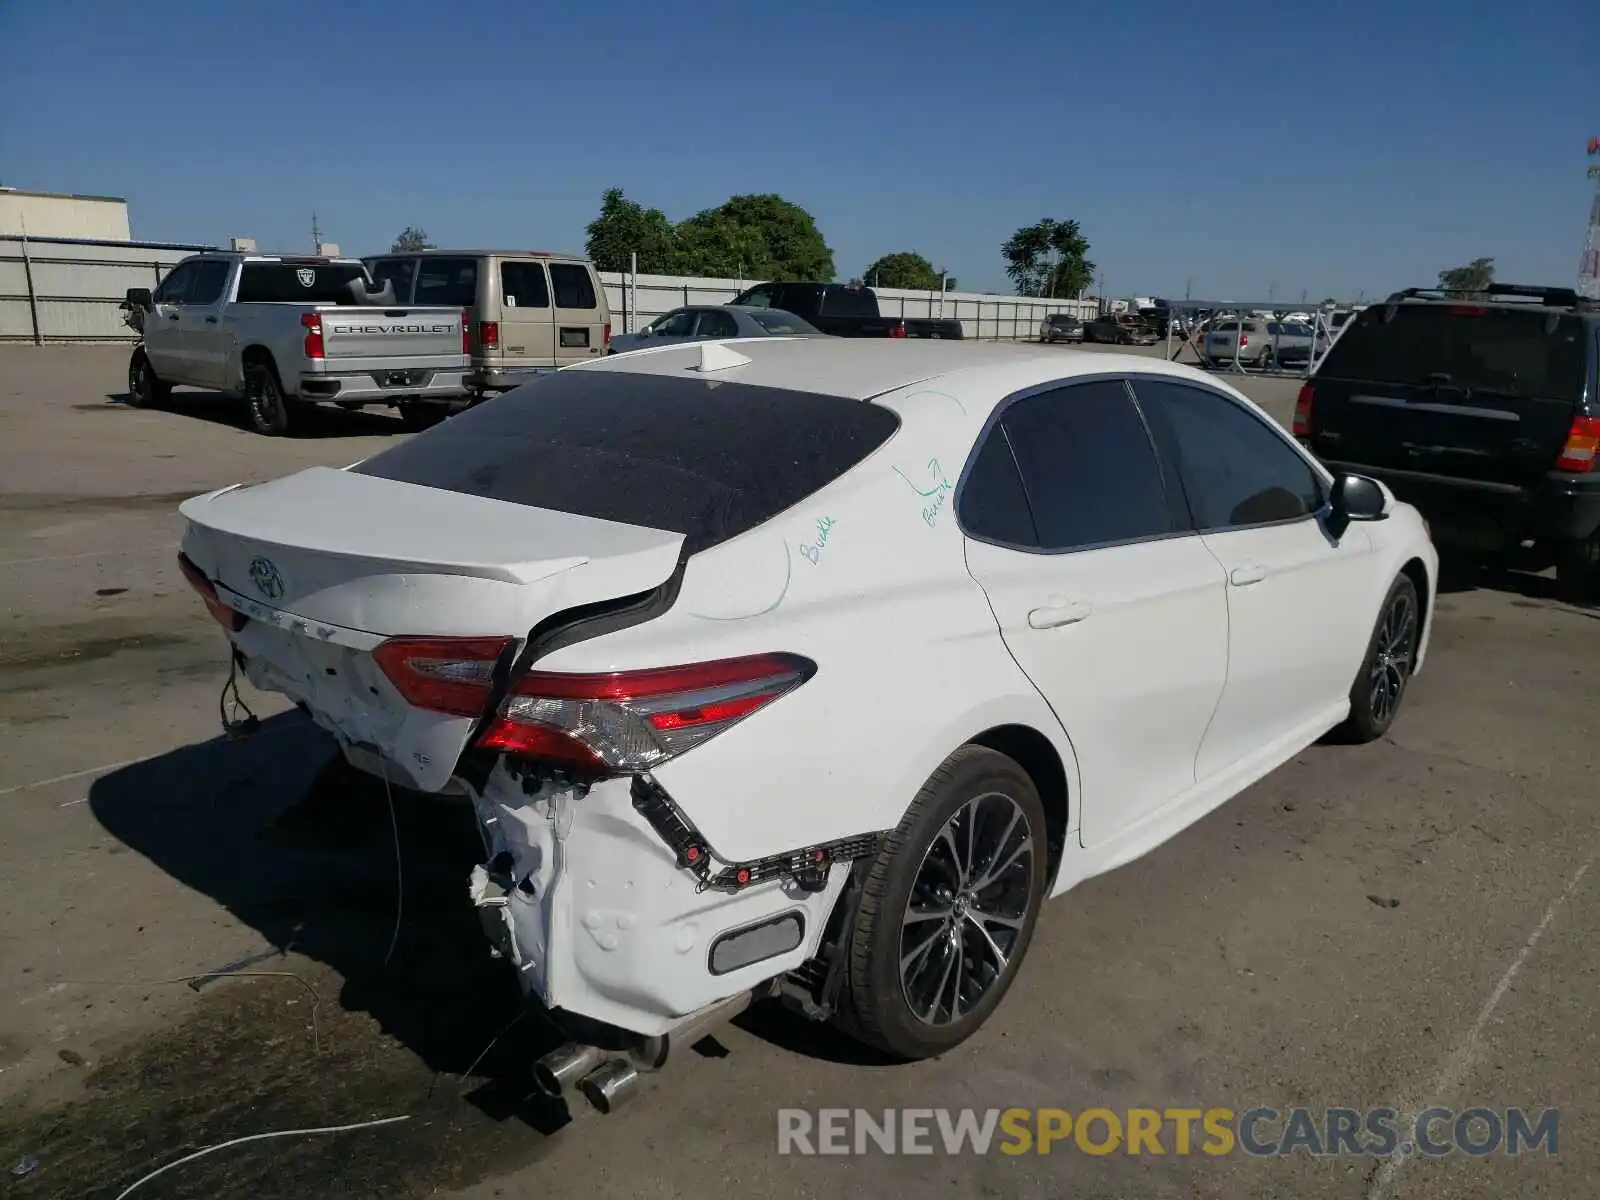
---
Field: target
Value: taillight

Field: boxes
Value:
[1555,415,1600,473]
[373,636,513,717]
[478,652,816,774]
[1239,334,1249,348]
[301,312,324,359]
[1293,384,1315,437]
[603,322,612,347]
[478,319,499,351]
[177,553,246,631]
[888,321,907,338]
[462,311,474,354]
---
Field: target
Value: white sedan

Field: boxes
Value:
[176,337,1436,1110]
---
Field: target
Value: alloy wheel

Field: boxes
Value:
[899,791,1035,1026]
[1369,589,1416,724]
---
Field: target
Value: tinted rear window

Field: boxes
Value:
[1317,305,1588,398]
[817,286,878,319]
[351,371,901,555]
[236,263,368,304]
[415,257,479,307]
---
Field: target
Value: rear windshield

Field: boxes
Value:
[750,309,819,335]
[351,371,901,555]
[1316,304,1589,398]
[236,263,369,304]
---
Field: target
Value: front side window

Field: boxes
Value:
[1134,379,1324,530]
[154,261,198,304]
[995,379,1174,552]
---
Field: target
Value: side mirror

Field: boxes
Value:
[1326,473,1386,540]
[125,287,154,311]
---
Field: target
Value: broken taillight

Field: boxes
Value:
[372,636,514,717]
[481,652,815,774]
[177,552,246,631]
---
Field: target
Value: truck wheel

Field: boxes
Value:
[1555,532,1600,599]
[243,359,292,436]
[838,745,1049,1060]
[126,347,171,409]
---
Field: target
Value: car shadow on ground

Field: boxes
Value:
[86,712,571,1130]
[95,391,406,438]
[1433,550,1600,617]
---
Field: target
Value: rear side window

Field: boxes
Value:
[501,262,550,309]
[957,429,1038,547]
[415,257,479,307]
[1317,304,1588,399]
[550,264,598,309]
[351,372,901,555]
[236,263,368,304]
[997,380,1173,552]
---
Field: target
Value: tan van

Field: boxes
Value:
[363,249,611,394]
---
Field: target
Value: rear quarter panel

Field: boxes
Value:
[536,380,1083,862]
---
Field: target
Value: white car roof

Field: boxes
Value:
[572,336,1211,404]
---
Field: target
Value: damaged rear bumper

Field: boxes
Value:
[466,763,853,1037]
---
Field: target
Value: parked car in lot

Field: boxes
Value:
[608,305,822,354]
[122,253,470,436]
[1203,319,1280,367]
[1084,312,1158,345]
[1038,313,1085,343]
[175,337,1435,1105]
[728,280,964,339]
[363,249,611,397]
[1297,284,1600,593]
[1265,321,1317,366]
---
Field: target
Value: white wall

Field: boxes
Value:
[599,271,1099,341]
[0,192,131,241]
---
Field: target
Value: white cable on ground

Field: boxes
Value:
[113,1115,411,1199]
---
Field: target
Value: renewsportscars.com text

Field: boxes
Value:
[776,1107,1558,1158]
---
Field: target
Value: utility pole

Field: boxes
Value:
[1185,278,1192,301]
[311,212,324,255]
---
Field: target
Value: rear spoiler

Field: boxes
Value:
[1386,284,1597,311]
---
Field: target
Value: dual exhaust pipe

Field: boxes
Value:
[532,990,754,1115]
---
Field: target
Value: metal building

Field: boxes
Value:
[0,187,132,241]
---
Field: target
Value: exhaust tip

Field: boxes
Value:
[533,1043,607,1099]
[579,1060,640,1115]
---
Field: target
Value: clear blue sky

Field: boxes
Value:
[2,0,1594,300]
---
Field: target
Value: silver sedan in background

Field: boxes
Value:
[609,304,824,354]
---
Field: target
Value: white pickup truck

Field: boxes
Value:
[122,252,471,435]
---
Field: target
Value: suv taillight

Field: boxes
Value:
[301,312,325,359]
[371,639,815,776]
[888,321,907,339]
[1238,334,1249,348]
[1293,384,1314,437]
[1555,415,1600,473]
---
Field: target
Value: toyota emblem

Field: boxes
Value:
[248,556,285,600]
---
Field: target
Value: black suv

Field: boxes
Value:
[1295,284,1600,592]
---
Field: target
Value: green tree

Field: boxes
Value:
[677,194,834,281]
[390,227,434,252]
[1001,218,1095,299]
[1437,257,1495,295]
[864,251,954,291]
[584,188,680,273]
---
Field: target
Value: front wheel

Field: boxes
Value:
[839,745,1049,1060]
[1333,575,1420,743]
[243,359,292,436]
[126,347,171,408]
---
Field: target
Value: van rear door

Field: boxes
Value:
[496,258,558,372]
[549,262,609,365]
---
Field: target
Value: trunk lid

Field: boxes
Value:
[318,306,465,360]
[179,467,684,790]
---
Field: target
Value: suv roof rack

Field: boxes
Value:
[1385,284,1587,308]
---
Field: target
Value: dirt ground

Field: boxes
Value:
[0,343,1595,1199]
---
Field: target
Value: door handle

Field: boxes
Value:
[1027,598,1093,629]
[1229,561,1268,586]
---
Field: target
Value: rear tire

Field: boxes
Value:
[397,400,446,432]
[1555,532,1600,599]
[126,347,171,409]
[838,745,1049,1060]
[243,358,292,436]
[1333,575,1420,743]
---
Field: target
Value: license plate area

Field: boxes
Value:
[375,369,427,388]
[559,328,590,349]
[234,620,398,738]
